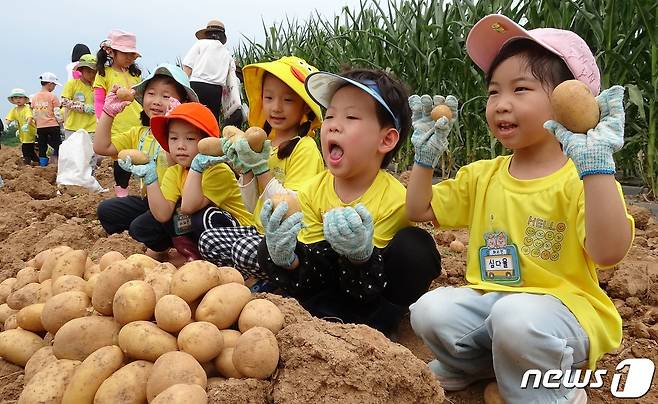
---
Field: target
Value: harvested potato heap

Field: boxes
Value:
[0,246,285,403]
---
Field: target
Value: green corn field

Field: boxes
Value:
[235,0,658,199]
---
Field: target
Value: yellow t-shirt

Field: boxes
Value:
[61,79,96,133]
[93,69,142,137]
[298,170,410,248]
[5,106,36,143]
[253,136,325,233]
[430,155,634,369]
[160,164,255,227]
[112,126,169,183]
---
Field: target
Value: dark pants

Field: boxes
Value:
[113,160,131,188]
[36,126,61,157]
[191,81,222,123]
[21,143,39,164]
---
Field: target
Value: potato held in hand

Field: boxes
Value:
[197,137,223,157]
[271,193,301,219]
[550,80,600,133]
[244,127,267,152]
[117,149,149,165]
[116,87,135,102]
[431,104,453,121]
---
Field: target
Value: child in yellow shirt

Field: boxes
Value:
[258,68,441,338]
[61,54,97,138]
[119,102,252,261]
[5,88,38,165]
[406,15,634,403]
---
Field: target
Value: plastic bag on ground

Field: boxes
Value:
[56,129,105,193]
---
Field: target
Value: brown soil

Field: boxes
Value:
[0,146,657,403]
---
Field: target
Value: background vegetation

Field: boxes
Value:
[235,0,657,198]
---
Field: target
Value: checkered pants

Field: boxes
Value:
[198,225,266,279]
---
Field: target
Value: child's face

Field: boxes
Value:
[261,75,308,136]
[44,83,56,92]
[320,85,396,180]
[78,67,96,85]
[111,49,139,69]
[485,55,555,152]
[143,78,182,118]
[168,120,203,168]
[11,96,27,106]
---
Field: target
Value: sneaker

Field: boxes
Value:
[114,185,129,198]
[171,236,202,262]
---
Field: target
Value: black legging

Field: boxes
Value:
[190,81,222,123]
[36,126,61,157]
[113,160,131,188]
[21,143,39,164]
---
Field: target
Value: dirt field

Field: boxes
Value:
[0,145,656,403]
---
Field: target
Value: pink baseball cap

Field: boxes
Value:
[100,30,141,56]
[466,14,600,95]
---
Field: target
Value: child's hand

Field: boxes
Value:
[118,155,158,185]
[544,85,625,178]
[234,137,272,176]
[83,104,95,115]
[190,153,227,173]
[20,123,29,133]
[261,199,303,268]
[103,85,133,118]
[323,203,374,262]
[408,94,458,168]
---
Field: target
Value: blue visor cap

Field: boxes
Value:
[305,71,400,132]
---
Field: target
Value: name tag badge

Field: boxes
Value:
[479,231,521,284]
[173,207,192,236]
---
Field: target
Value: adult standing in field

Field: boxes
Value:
[182,19,238,124]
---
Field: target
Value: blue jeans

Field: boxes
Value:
[410,287,589,403]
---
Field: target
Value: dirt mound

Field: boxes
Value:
[273,320,444,404]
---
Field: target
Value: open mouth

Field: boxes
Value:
[497,122,517,136]
[327,141,344,164]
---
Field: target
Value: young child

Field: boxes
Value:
[119,102,253,262]
[61,54,97,139]
[407,14,634,403]
[94,30,143,197]
[197,56,325,281]
[5,88,38,165]
[31,72,63,166]
[94,63,198,262]
[257,68,441,338]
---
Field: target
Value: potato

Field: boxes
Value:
[52,274,87,295]
[126,253,160,271]
[151,262,177,275]
[146,351,207,402]
[62,345,124,404]
[198,137,223,157]
[24,346,57,383]
[220,329,242,348]
[94,360,153,404]
[17,303,45,332]
[0,328,46,366]
[41,290,90,335]
[147,273,173,302]
[232,326,279,379]
[51,249,87,282]
[152,383,208,404]
[83,263,101,280]
[38,278,53,302]
[118,320,178,362]
[550,79,600,133]
[18,359,80,404]
[92,260,145,315]
[244,127,267,152]
[178,321,224,363]
[155,294,192,333]
[4,314,18,330]
[0,277,16,304]
[449,240,465,253]
[13,266,39,291]
[117,148,149,164]
[98,251,125,271]
[33,248,52,269]
[0,304,18,324]
[6,282,40,310]
[38,246,74,282]
[238,298,284,334]
[170,260,220,303]
[53,316,121,361]
[116,87,135,102]
[271,193,301,219]
[195,283,252,329]
[113,280,156,325]
[222,125,243,140]
[483,382,505,404]
[214,347,243,379]
[431,104,453,121]
[85,273,99,298]
[217,266,245,285]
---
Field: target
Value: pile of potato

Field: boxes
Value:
[0,246,285,403]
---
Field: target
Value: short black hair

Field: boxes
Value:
[338,68,411,168]
[486,39,574,92]
[71,43,91,62]
[40,81,50,86]
[140,75,191,126]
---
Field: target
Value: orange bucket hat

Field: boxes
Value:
[151,102,220,152]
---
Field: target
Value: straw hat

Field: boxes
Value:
[195,19,225,39]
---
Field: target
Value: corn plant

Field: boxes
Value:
[236,0,657,198]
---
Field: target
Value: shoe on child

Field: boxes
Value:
[171,236,201,262]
